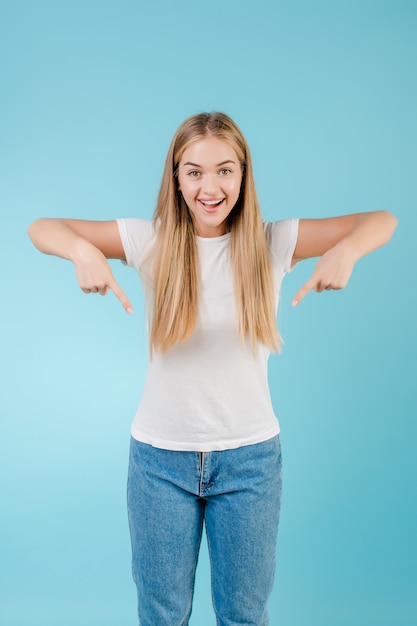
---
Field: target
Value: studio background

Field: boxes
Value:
[1,1,416,625]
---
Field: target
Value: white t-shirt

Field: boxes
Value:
[117,217,299,452]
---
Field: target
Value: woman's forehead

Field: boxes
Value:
[180,136,240,166]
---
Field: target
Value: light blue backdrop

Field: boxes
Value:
[1,1,416,625]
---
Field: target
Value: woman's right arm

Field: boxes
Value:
[27,218,133,313]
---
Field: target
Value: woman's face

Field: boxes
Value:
[177,136,243,237]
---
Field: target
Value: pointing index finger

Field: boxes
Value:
[292,280,313,307]
[109,277,133,314]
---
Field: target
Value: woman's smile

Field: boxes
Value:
[198,197,226,212]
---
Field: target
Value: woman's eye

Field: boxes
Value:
[219,168,231,176]
[188,170,200,178]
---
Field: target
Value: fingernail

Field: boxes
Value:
[127,307,133,314]
[291,299,298,307]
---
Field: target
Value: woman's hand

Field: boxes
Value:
[291,211,397,306]
[72,239,133,313]
[292,239,356,307]
[28,218,133,314]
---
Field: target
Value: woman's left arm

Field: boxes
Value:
[291,211,398,306]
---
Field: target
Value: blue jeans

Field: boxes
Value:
[127,435,282,626]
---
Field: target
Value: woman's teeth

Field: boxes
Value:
[200,199,224,208]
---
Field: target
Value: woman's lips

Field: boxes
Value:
[198,198,225,212]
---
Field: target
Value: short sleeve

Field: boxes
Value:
[264,219,299,274]
[116,218,155,272]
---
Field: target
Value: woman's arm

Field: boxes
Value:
[27,218,133,313]
[291,210,397,306]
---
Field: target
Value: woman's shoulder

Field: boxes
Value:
[264,218,300,272]
[117,216,154,233]
[264,218,299,244]
[116,217,156,269]
[117,217,157,243]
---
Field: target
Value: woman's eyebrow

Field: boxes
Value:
[182,160,236,167]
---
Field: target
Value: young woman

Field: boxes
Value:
[28,112,397,626]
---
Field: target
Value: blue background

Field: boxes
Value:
[1,1,416,625]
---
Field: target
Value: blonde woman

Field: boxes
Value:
[28,112,397,626]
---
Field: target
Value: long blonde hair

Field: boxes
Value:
[148,112,281,354]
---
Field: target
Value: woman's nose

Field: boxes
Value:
[202,173,219,195]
